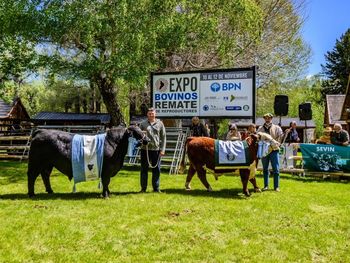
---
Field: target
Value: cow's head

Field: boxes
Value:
[127,125,150,146]
[245,133,259,146]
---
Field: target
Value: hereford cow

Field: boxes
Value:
[27,125,149,198]
[184,135,261,196]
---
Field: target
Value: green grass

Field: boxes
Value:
[0,161,350,263]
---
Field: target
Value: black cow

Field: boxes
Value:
[27,125,148,198]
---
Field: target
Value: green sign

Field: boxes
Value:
[300,144,350,172]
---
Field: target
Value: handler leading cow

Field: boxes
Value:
[184,134,261,196]
[27,125,149,198]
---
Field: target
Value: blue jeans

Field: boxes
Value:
[261,150,280,189]
[140,149,161,191]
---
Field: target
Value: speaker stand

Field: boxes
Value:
[278,115,282,127]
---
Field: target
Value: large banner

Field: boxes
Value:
[300,143,350,172]
[151,67,256,118]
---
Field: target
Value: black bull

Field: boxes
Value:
[27,125,149,197]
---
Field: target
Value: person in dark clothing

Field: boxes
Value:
[284,121,300,143]
[331,123,349,146]
[139,108,166,193]
[190,117,209,137]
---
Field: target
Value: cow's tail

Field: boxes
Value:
[179,137,194,174]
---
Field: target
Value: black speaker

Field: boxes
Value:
[274,95,289,116]
[299,103,312,120]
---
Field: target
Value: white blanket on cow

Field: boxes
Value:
[215,140,249,165]
[71,134,106,190]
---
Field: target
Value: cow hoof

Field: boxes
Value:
[28,193,35,198]
[243,191,251,197]
[47,190,54,194]
[185,182,191,190]
[254,188,262,193]
[207,186,213,192]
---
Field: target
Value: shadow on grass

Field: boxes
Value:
[278,174,350,184]
[0,188,259,200]
[162,187,259,199]
[0,190,141,200]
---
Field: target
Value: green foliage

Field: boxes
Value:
[0,0,312,125]
[0,36,38,87]
[257,76,325,136]
[1,161,350,262]
[322,28,350,96]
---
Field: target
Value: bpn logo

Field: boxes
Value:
[210,83,220,92]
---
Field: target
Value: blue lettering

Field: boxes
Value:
[155,92,199,101]
[222,82,242,91]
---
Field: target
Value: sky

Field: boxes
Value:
[302,0,350,76]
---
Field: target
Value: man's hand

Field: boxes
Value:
[160,151,165,156]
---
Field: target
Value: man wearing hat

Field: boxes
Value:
[257,113,283,192]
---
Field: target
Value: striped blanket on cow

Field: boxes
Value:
[71,133,106,191]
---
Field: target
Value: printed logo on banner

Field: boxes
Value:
[225,106,242,111]
[243,105,250,111]
[203,105,209,111]
[155,78,168,92]
[210,83,220,92]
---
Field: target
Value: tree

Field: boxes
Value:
[256,75,325,136]
[1,0,311,126]
[167,0,311,85]
[0,36,38,93]
[321,28,350,96]
[0,0,264,126]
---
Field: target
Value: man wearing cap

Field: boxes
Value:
[139,107,166,193]
[257,113,283,192]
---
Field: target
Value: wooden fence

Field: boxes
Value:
[0,125,105,160]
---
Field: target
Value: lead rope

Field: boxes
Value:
[145,144,161,168]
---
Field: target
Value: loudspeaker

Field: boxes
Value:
[299,102,312,120]
[274,95,289,116]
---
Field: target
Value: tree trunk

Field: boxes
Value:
[96,75,124,126]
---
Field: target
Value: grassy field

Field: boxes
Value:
[0,161,350,263]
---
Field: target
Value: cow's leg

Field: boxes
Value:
[250,160,261,192]
[249,177,261,193]
[239,169,250,196]
[185,164,196,190]
[197,166,212,191]
[27,164,40,197]
[101,175,111,198]
[41,165,54,194]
